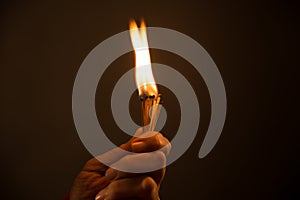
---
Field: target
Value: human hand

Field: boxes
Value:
[69,129,171,200]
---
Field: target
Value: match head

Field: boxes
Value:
[139,93,161,102]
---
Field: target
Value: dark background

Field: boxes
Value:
[0,0,298,199]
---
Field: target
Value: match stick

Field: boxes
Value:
[140,95,161,133]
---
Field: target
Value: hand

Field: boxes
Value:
[69,129,171,200]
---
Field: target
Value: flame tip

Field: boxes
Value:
[130,19,157,96]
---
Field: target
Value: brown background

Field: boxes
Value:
[0,0,298,199]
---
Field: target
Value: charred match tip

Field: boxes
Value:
[139,95,155,101]
[139,93,161,102]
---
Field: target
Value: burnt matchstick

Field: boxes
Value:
[129,19,161,133]
[140,94,161,132]
[149,95,161,131]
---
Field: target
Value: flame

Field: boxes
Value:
[129,19,158,97]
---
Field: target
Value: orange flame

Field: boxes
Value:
[129,19,157,97]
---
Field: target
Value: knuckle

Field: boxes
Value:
[155,134,171,156]
[83,158,102,170]
[164,142,172,155]
[85,158,98,166]
[155,132,163,139]
[155,151,166,166]
[153,133,163,148]
[141,176,157,195]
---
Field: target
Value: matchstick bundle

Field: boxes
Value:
[141,95,161,132]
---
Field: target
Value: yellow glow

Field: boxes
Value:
[129,19,157,96]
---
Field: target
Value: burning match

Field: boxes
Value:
[129,19,162,132]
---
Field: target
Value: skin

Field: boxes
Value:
[70,129,171,200]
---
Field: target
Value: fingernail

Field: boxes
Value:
[105,168,118,181]
[95,189,106,200]
[131,141,144,152]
